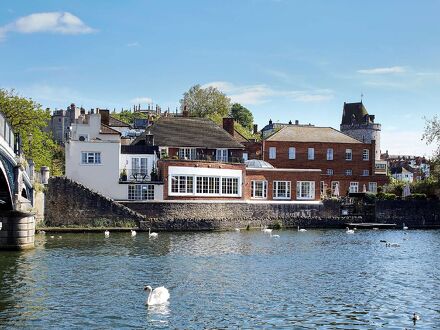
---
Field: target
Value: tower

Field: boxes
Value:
[340,102,381,160]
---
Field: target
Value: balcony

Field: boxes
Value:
[119,169,154,183]
[173,155,244,163]
[374,160,388,175]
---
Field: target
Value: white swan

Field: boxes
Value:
[144,286,170,306]
[149,228,158,238]
[297,226,307,232]
[131,230,137,237]
[403,223,408,230]
[271,233,280,238]
[262,228,272,234]
[346,227,355,234]
[104,230,110,237]
[234,228,240,232]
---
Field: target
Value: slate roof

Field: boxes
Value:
[109,116,131,127]
[132,117,244,149]
[265,125,363,144]
[341,102,370,125]
[100,124,121,135]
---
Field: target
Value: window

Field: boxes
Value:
[128,184,154,200]
[331,181,340,196]
[327,169,334,176]
[308,148,315,160]
[362,169,369,176]
[222,177,239,195]
[320,181,327,196]
[288,147,296,160]
[327,148,334,160]
[273,181,291,199]
[131,157,148,178]
[251,180,267,199]
[216,149,228,162]
[179,148,196,160]
[345,169,352,176]
[81,152,101,164]
[171,175,193,194]
[345,149,352,161]
[242,152,248,161]
[297,181,315,200]
[368,182,377,193]
[196,176,220,194]
[349,182,359,193]
[363,149,370,161]
[269,147,276,159]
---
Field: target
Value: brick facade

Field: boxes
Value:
[262,140,388,196]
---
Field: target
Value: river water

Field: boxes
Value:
[0,229,439,329]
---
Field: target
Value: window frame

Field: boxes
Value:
[269,147,277,160]
[345,169,352,176]
[345,148,353,161]
[296,181,315,200]
[216,148,228,162]
[326,168,334,176]
[327,148,334,160]
[178,147,197,160]
[349,182,359,193]
[251,180,267,199]
[128,184,155,200]
[307,147,315,160]
[331,181,340,196]
[288,147,296,160]
[362,169,370,176]
[273,181,291,200]
[362,149,370,161]
[81,151,102,165]
[368,182,377,193]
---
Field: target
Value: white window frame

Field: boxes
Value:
[349,182,359,193]
[327,169,334,176]
[179,147,197,160]
[251,180,267,199]
[273,181,291,200]
[331,181,340,196]
[368,182,377,193]
[131,157,149,178]
[297,181,315,200]
[221,177,239,196]
[363,149,370,161]
[327,148,334,160]
[308,148,315,160]
[81,152,101,165]
[169,174,241,197]
[345,169,352,176]
[288,147,296,160]
[196,176,220,195]
[345,149,352,161]
[128,184,154,200]
[170,175,194,195]
[269,147,277,160]
[216,149,228,162]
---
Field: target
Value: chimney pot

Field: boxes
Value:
[295,120,299,125]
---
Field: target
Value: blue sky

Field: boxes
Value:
[1,0,439,156]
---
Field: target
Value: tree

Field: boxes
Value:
[0,89,63,175]
[231,103,254,131]
[423,115,440,158]
[111,109,148,125]
[180,84,231,117]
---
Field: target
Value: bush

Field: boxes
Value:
[364,193,377,203]
[406,193,427,200]
[377,192,397,200]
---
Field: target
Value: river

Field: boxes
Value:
[1,229,439,329]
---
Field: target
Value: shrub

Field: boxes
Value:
[377,192,397,200]
[406,193,427,200]
[364,193,377,203]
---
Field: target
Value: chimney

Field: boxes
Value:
[145,130,154,146]
[100,109,110,125]
[253,124,258,135]
[288,120,292,125]
[295,120,299,125]
[223,117,234,136]
[182,105,189,117]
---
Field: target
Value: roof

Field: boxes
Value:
[232,128,249,143]
[341,102,369,125]
[100,124,121,135]
[109,116,131,127]
[132,117,244,149]
[265,125,363,144]
[245,159,274,169]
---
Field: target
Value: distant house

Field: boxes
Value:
[391,166,414,183]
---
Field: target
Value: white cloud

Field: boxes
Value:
[126,41,140,47]
[130,97,153,105]
[202,81,333,105]
[0,12,95,41]
[357,66,406,74]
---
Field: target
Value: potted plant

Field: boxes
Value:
[120,168,127,181]
[150,167,158,181]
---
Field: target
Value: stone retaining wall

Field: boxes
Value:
[45,177,146,227]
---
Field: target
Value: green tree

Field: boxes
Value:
[111,109,148,125]
[0,89,63,175]
[231,103,254,131]
[180,84,231,117]
[423,115,440,158]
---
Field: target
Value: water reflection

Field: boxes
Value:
[0,230,439,328]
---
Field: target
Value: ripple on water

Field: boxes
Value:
[0,229,439,328]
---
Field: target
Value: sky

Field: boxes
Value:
[1,0,439,156]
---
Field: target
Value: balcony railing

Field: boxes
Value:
[174,155,244,163]
[119,169,151,182]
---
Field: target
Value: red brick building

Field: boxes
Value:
[261,125,388,196]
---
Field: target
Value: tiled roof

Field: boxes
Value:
[109,116,131,127]
[265,125,362,144]
[100,124,121,135]
[132,117,244,149]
